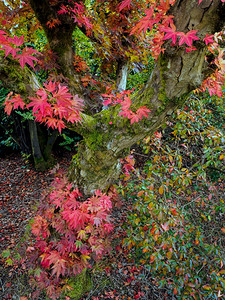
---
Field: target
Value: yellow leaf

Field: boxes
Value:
[219,154,224,160]
[137,190,144,197]
[145,136,150,143]
[195,239,199,245]
[159,186,164,195]
[153,155,158,162]
[201,214,207,221]
[149,184,154,191]
[148,202,154,210]
[203,285,211,290]
[81,254,90,262]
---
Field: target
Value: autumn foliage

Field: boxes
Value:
[1,0,225,124]
[0,0,225,299]
[21,169,113,299]
[4,81,84,133]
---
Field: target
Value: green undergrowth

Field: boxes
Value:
[119,93,225,299]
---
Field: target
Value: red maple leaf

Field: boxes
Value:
[66,111,82,124]
[57,4,69,15]
[158,0,170,13]
[130,113,140,124]
[0,31,8,47]
[203,33,214,45]
[4,100,13,115]
[136,106,151,119]
[162,23,178,44]
[53,119,66,133]
[36,88,49,100]
[52,104,67,119]
[3,44,20,58]
[185,46,197,53]
[10,94,25,110]
[0,30,7,37]
[3,93,25,114]
[118,109,133,119]
[27,96,51,116]
[15,47,40,69]
[119,0,132,11]
[130,7,156,34]
[52,84,72,106]
[44,81,57,93]
[162,15,174,27]
[47,251,66,278]
[120,95,131,111]
[178,30,199,47]
[8,35,24,47]
[46,18,61,28]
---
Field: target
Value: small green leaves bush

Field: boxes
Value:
[120,94,225,299]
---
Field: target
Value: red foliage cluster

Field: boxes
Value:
[56,1,92,34]
[102,90,151,124]
[0,30,39,69]
[4,81,84,133]
[24,170,113,299]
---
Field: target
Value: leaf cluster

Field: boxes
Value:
[4,81,84,133]
[6,169,113,299]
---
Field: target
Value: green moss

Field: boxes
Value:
[34,156,54,171]
[158,54,169,105]
[86,129,104,151]
[158,87,167,103]
[1,57,28,94]
[61,269,91,300]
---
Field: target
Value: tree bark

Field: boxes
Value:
[28,120,46,169]
[27,0,82,95]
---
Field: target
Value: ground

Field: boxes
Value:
[0,150,176,300]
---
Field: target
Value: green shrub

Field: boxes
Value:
[119,94,225,298]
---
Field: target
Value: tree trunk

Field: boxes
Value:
[28,120,46,170]
[43,130,58,161]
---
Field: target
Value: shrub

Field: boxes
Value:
[6,168,113,299]
[120,94,225,299]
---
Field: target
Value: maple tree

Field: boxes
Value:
[0,0,225,298]
[1,0,224,193]
[0,0,224,193]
